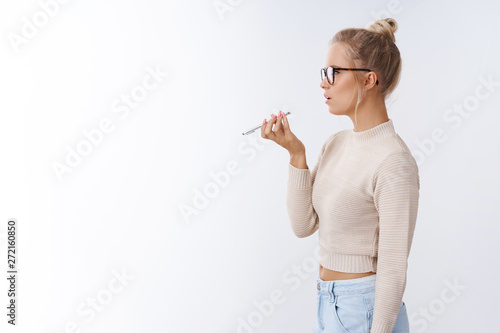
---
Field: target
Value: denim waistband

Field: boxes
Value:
[316,274,377,296]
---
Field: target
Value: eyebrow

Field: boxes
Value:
[328,64,343,68]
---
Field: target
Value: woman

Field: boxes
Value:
[261,18,419,333]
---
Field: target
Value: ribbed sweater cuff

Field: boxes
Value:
[371,320,394,333]
[288,163,311,189]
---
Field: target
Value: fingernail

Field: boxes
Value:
[262,119,266,125]
[272,114,277,119]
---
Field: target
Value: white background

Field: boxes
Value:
[0,0,498,332]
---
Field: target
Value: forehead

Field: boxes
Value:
[325,42,346,67]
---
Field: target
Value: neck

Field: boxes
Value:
[349,94,389,132]
[349,118,395,145]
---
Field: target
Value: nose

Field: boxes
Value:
[320,77,329,90]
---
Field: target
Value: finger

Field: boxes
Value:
[274,111,283,133]
[260,117,268,138]
[265,114,278,140]
[282,111,291,133]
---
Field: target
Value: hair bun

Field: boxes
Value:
[366,18,397,43]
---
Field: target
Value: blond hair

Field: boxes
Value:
[329,18,402,126]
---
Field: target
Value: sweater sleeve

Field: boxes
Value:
[371,152,420,333]
[285,133,335,238]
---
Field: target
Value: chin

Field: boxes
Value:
[328,105,346,116]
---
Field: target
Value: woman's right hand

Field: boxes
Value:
[261,111,305,156]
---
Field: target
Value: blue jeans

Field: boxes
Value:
[312,274,409,332]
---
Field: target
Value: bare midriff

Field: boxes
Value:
[319,263,376,281]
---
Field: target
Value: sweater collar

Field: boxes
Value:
[350,118,395,144]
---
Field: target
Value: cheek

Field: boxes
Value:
[331,82,353,101]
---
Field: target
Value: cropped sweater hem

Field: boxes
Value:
[318,244,377,273]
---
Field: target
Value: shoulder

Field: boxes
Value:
[366,131,416,167]
[383,134,418,169]
[373,150,420,193]
[372,135,420,187]
[376,151,418,174]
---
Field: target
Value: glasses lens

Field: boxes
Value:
[327,67,334,84]
[321,68,325,82]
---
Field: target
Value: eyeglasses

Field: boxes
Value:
[321,66,379,86]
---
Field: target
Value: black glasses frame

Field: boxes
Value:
[321,67,379,86]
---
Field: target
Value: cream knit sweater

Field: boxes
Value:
[286,118,420,333]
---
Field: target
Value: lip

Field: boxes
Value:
[324,93,331,99]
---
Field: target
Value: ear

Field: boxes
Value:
[365,72,379,88]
